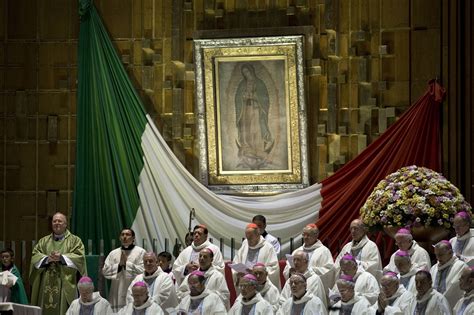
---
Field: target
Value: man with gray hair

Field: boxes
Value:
[277,273,327,315]
[118,281,164,314]
[430,240,467,308]
[372,271,415,314]
[384,228,430,272]
[126,252,178,314]
[453,266,474,314]
[450,211,474,266]
[279,250,326,308]
[335,219,382,280]
[66,276,113,315]
[393,250,417,294]
[283,223,336,292]
[329,275,371,315]
[228,273,273,315]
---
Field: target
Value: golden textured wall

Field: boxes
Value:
[0,0,443,243]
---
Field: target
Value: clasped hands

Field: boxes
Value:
[47,250,62,263]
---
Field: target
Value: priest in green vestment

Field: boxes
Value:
[30,212,87,315]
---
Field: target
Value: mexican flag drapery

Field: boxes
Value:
[73,0,444,257]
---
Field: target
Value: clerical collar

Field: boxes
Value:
[262,231,268,238]
[242,293,257,302]
[121,244,135,250]
[293,291,307,301]
[1,264,12,271]
[53,233,65,241]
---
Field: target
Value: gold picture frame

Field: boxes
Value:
[194,36,309,194]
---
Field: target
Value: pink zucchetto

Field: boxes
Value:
[339,274,355,283]
[305,223,318,229]
[133,281,148,288]
[78,276,93,284]
[396,228,411,236]
[246,223,259,229]
[243,273,258,283]
[253,262,266,268]
[383,271,399,278]
[395,250,410,257]
[190,270,206,277]
[341,253,356,262]
[456,211,472,221]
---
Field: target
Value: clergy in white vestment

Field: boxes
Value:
[328,275,372,315]
[384,228,431,273]
[277,273,328,315]
[102,228,147,311]
[253,262,280,313]
[175,270,227,314]
[177,247,229,308]
[233,223,280,289]
[172,224,224,286]
[118,281,164,315]
[283,224,336,292]
[413,270,451,315]
[450,211,474,266]
[66,276,113,315]
[126,252,178,314]
[453,266,474,315]
[393,250,417,294]
[372,271,416,315]
[330,253,379,305]
[334,219,382,280]
[279,250,327,308]
[431,240,467,309]
[229,273,273,315]
[253,215,281,254]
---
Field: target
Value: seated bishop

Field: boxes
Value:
[329,275,371,315]
[118,281,164,315]
[384,228,431,272]
[66,276,113,315]
[228,274,273,315]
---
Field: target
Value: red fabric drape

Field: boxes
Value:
[317,80,445,259]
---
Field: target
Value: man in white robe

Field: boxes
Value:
[253,215,281,254]
[66,276,113,315]
[431,240,467,308]
[453,266,474,315]
[283,223,336,292]
[279,250,327,308]
[329,275,372,315]
[126,252,178,314]
[384,228,431,272]
[102,228,146,311]
[372,271,416,315]
[233,223,280,289]
[253,263,280,312]
[393,250,417,294]
[330,253,379,305]
[177,247,229,308]
[229,273,273,315]
[450,211,474,266]
[176,270,227,314]
[172,224,224,286]
[118,281,164,314]
[335,219,382,280]
[277,273,327,315]
[413,270,451,315]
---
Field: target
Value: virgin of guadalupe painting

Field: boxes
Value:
[217,60,288,173]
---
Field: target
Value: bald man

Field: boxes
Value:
[177,248,229,308]
[279,250,327,308]
[283,223,336,292]
[334,219,382,280]
[450,211,474,266]
[118,282,163,314]
[126,252,177,314]
[453,266,474,315]
[232,223,280,289]
[430,240,467,308]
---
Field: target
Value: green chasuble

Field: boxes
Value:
[29,230,86,315]
[9,265,29,304]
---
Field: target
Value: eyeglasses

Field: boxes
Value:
[238,284,255,289]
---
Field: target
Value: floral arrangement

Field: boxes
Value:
[360,165,472,230]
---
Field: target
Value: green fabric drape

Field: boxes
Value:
[73,0,147,254]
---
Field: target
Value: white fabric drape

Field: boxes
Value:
[133,116,322,258]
